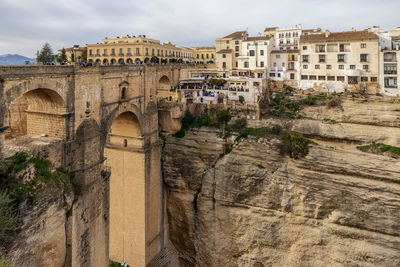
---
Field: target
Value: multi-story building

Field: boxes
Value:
[264,26,321,50]
[193,47,216,64]
[268,49,300,87]
[216,31,247,76]
[379,34,400,96]
[298,29,380,93]
[87,35,193,64]
[237,36,274,78]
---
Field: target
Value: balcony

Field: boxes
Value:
[384,70,397,75]
[110,53,116,56]
[102,54,108,56]
[127,52,132,56]
[118,53,124,56]
[319,59,326,63]
[95,54,101,57]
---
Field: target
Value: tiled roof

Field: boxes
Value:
[223,31,247,39]
[216,49,232,54]
[300,30,378,43]
[264,27,277,31]
[392,35,400,41]
[302,28,322,34]
[193,46,216,50]
[245,36,273,41]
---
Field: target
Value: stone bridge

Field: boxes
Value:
[0,64,185,266]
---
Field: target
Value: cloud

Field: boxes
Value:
[0,0,398,57]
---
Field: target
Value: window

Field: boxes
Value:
[309,75,317,80]
[277,73,281,77]
[250,50,255,56]
[290,73,295,80]
[303,46,307,50]
[244,62,249,68]
[136,48,140,55]
[201,54,204,59]
[348,76,358,84]
[363,65,369,70]
[96,49,100,55]
[319,55,326,63]
[260,61,264,67]
[339,65,344,69]
[273,62,277,67]
[361,77,368,82]
[384,77,397,88]
[260,50,264,56]
[384,63,397,74]
[222,62,226,68]
[337,76,345,82]
[360,54,368,62]
[327,76,335,81]
[339,44,345,52]
[235,53,239,57]
[337,54,345,62]
[206,54,209,58]
[152,49,155,56]
[316,45,325,52]
[235,46,239,52]
[211,54,214,58]
[371,77,377,82]
[361,43,366,48]
[303,64,308,69]
[282,62,285,67]
[127,48,131,55]
[111,49,115,55]
[318,76,326,80]
[301,75,308,80]
[89,49,93,56]
[327,65,332,69]
[235,40,239,45]
[226,40,229,44]
[302,55,309,62]
[315,65,320,69]
[269,73,276,77]
[104,49,107,55]
[119,48,123,55]
[222,54,226,58]
[235,62,238,67]
[196,54,199,59]
[276,55,280,59]
[350,65,356,70]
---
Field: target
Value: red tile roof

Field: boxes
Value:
[300,30,378,43]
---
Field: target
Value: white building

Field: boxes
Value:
[267,50,300,87]
[264,26,321,51]
[236,36,275,78]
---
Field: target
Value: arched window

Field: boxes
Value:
[121,87,126,100]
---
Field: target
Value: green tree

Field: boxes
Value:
[0,190,16,241]
[169,58,177,63]
[59,48,67,63]
[239,95,245,104]
[24,60,30,65]
[36,42,54,64]
[217,109,231,136]
[150,56,159,64]
[81,48,87,62]
[71,53,75,62]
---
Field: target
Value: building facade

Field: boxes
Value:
[59,45,86,63]
[268,49,300,87]
[216,31,248,76]
[87,35,193,64]
[298,30,380,93]
[193,47,216,64]
[264,26,321,50]
[237,36,274,78]
[379,34,400,96]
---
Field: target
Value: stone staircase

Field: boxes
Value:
[146,244,180,267]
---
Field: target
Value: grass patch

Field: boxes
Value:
[0,152,76,205]
[109,260,129,267]
[256,164,265,169]
[357,142,400,158]
[322,118,337,124]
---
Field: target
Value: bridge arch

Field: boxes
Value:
[5,88,67,139]
[157,75,172,100]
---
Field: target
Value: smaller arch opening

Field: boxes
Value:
[121,87,126,100]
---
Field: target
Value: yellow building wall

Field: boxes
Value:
[106,148,146,267]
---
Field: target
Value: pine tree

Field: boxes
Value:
[36,42,54,64]
[60,48,67,62]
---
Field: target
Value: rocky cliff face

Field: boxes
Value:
[163,96,400,266]
[1,137,73,267]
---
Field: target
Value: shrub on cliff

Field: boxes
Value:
[357,142,400,158]
[0,191,16,242]
[280,132,311,159]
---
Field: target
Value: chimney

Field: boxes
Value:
[325,30,331,38]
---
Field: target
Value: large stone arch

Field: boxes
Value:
[103,103,144,140]
[157,75,172,100]
[5,87,67,139]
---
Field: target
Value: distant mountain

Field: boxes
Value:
[0,54,35,65]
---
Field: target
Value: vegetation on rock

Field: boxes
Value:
[357,142,400,158]
[280,132,311,159]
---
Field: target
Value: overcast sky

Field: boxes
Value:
[0,0,399,57]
